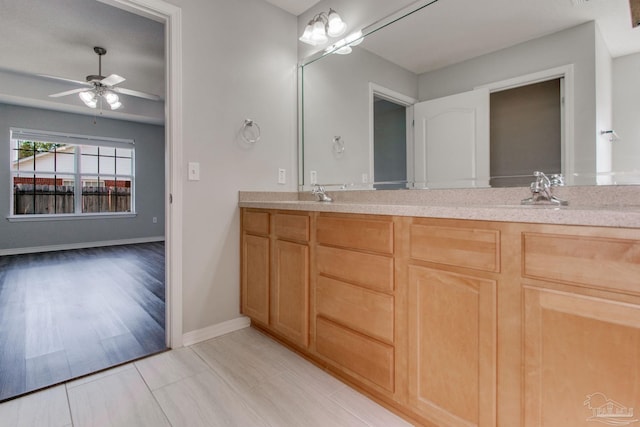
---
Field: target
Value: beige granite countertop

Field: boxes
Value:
[238,186,640,228]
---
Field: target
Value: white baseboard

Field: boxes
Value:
[0,236,165,256]
[182,316,251,347]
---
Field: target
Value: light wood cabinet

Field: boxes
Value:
[519,227,640,427]
[523,286,640,427]
[404,219,499,427]
[271,239,309,347]
[241,211,270,325]
[313,213,397,395]
[240,207,640,427]
[241,210,310,348]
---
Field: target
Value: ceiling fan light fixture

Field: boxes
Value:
[104,91,119,105]
[109,101,122,110]
[79,90,98,108]
[79,90,96,104]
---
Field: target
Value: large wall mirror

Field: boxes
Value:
[299,0,640,190]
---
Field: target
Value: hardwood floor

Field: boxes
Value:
[0,242,166,402]
[0,327,413,427]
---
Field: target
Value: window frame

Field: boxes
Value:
[8,128,136,219]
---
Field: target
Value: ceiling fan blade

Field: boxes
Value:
[100,74,126,86]
[49,88,88,98]
[113,87,162,101]
[38,74,92,87]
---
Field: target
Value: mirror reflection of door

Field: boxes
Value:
[489,78,562,187]
[374,96,408,189]
[413,88,490,188]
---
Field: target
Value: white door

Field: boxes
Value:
[413,88,490,188]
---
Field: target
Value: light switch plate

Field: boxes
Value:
[310,170,317,184]
[188,162,200,181]
[278,168,286,184]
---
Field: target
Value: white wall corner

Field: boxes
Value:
[181,316,251,347]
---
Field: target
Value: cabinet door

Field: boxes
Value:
[523,286,640,427]
[407,265,497,427]
[241,234,270,325]
[271,240,309,347]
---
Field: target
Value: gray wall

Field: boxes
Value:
[417,22,599,182]
[0,103,165,251]
[613,52,640,181]
[303,47,418,186]
[170,0,298,334]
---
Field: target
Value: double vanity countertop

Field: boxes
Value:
[239,186,640,228]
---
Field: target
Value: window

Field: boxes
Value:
[10,128,135,216]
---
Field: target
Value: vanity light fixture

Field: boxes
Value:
[299,8,347,46]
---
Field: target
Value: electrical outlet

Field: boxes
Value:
[362,173,368,183]
[310,170,317,184]
[152,217,158,224]
[278,168,286,184]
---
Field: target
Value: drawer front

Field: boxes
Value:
[317,276,394,343]
[316,245,394,293]
[316,317,394,392]
[523,232,640,294]
[410,223,500,272]
[274,213,309,242]
[317,215,393,254]
[243,210,270,235]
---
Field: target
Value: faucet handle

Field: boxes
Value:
[549,174,564,186]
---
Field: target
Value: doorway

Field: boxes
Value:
[369,83,416,189]
[0,0,182,401]
[489,78,562,187]
[374,96,408,189]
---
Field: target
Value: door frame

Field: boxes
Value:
[368,83,416,188]
[475,65,574,185]
[97,0,183,348]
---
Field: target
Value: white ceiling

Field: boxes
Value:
[263,0,321,17]
[0,0,165,106]
[0,0,639,121]
[358,0,640,75]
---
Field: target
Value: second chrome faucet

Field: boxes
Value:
[521,171,568,206]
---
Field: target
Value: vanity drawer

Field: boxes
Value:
[243,210,270,235]
[410,223,500,273]
[316,245,394,293]
[274,212,309,242]
[316,276,394,344]
[317,215,393,254]
[316,316,394,392]
[523,232,640,294]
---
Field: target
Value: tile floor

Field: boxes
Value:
[0,327,413,427]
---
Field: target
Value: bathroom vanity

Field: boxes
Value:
[239,189,640,427]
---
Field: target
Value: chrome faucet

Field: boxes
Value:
[311,184,333,202]
[521,171,568,206]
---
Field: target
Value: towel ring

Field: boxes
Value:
[241,119,261,144]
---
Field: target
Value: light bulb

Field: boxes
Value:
[299,21,315,45]
[311,18,328,44]
[86,99,97,109]
[104,91,119,105]
[109,101,122,110]
[327,9,346,37]
[79,90,96,105]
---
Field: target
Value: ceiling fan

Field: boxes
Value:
[47,46,161,110]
